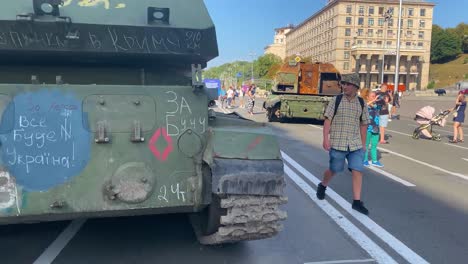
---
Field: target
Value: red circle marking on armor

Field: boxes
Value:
[148,128,174,161]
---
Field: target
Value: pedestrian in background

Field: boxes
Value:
[377,84,391,144]
[317,73,371,215]
[247,85,255,116]
[364,91,384,168]
[449,93,466,143]
[391,90,401,120]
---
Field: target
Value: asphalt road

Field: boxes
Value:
[1,95,467,264]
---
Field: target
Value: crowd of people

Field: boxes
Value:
[218,84,257,116]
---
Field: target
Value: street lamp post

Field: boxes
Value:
[249,52,256,83]
[393,0,403,96]
[381,9,393,84]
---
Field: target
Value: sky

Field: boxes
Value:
[204,0,468,68]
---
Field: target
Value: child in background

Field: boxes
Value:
[364,91,384,168]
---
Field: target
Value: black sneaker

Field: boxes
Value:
[316,183,327,200]
[352,200,369,215]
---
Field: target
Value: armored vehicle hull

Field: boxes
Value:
[264,62,341,122]
[0,0,287,245]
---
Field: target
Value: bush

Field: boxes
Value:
[464,57,468,64]
[427,81,436,89]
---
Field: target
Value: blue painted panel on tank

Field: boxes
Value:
[0,90,91,191]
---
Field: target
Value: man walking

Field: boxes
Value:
[316,73,371,215]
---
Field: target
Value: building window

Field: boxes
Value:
[418,31,424,39]
[387,41,392,46]
[407,30,413,38]
[358,17,364,25]
[388,7,395,15]
[344,62,350,70]
[388,30,394,37]
[377,29,383,37]
[418,42,424,47]
[408,19,413,28]
[357,40,363,45]
[345,40,351,47]
[377,40,383,46]
[346,17,352,25]
[408,8,414,16]
[378,18,384,26]
[369,6,375,15]
[358,29,364,36]
[406,42,411,47]
[378,7,384,15]
[367,40,373,46]
[419,20,426,28]
[368,18,374,26]
[368,29,374,37]
[346,5,352,14]
[388,19,394,27]
[359,6,365,16]
[345,28,351,36]
[420,9,426,16]
[344,51,350,59]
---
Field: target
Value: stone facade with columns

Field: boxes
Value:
[265,25,294,60]
[285,0,435,90]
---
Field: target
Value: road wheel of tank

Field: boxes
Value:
[267,105,281,122]
[198,193,227,236]
[189,165,227,238]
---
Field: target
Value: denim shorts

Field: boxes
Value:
[329,148,364,173]
[379,115,389,127]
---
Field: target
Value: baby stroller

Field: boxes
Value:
[412,106,453,141]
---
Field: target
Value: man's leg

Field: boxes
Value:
[347,149,369,215]
[317,149,344,200]
[351,170,363,200]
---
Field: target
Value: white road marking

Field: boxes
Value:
[309,124,324,130]
[386,129,411,137]
[34,219,86,264]
[444,143,468,150]
[378,147,468,181]
[366,166,416,187]
[282,151,429,264]
[285,165,397,264]
[304,259,375,264]
[308,125,416,186]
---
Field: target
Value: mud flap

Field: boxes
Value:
[211,158,285,196]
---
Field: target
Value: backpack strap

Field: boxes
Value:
[333,94,343,121]
[332,94,365,122]
[358,96,365,122]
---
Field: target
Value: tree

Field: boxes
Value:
[253,54,282,79]
[431,25,462,63]
[453,23,468,53]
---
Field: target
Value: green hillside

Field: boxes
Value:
[429,54,468,88]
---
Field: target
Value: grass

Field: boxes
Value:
[429,54,468,88]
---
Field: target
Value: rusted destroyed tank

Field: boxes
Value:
[263,60,341,122]
[0,0,287,245]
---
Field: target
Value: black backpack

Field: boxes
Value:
[332,94,365,122]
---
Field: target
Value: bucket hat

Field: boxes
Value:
[340,73,360,88]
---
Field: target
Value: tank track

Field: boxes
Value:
[195,194,287,245]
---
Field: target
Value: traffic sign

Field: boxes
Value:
[295,56,302,63]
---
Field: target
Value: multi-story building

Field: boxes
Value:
[264,25,294,60]
[284,0,435,90]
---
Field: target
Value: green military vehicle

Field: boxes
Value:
[263,61,342,122]
[0,0,286,245]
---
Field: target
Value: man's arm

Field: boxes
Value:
[323,118,331,151]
